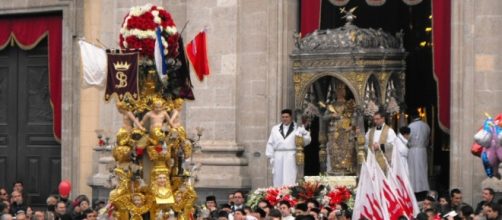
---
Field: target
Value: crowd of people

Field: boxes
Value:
[1,179,502,220]
[200,188,502,220]
[199,191,351,220]
[416,187,502,220]
[0,181,102,220]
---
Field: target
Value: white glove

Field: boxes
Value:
[296,126,308,136]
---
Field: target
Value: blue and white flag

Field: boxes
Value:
[154,27,167,81]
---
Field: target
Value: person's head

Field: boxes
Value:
[295,203,308,216]
[306,199,320,211]
[34,211,46,220]
[233,191,245,206]
[0,188,8,202]
[218,211,229,220]
[309,208,320,220]
[0,202,7,214]
[399,127,411,139]
[244,207,252,216]
[281,109,293,126]
[234,209,245,220]
[11,190,23,204]
[13,181,23,193]
[257,200,271,214]
[1,214,13,220]
[373,111,386,127]
[295,214,316,220]
[26,207,33,218]
[55,201,67,215]
[228,193,235,205]
[450,189,463,207]
[47,195,59,206]
[484,203,500,219]
[337,210,352,220]
[459,205,473,220]
[422,196,435,211]
[2,201,9,214]
[220,204,232,213]
[279,201,292,217]
[79,198,90,211]
[424,208,436,220]
[252,208,266,220]
[205,195,217,209]
[439,195,450,207]
[483,188,495,203]
[15,211,27,220]
[269,209,282,220]
[84,209,97,220]
[320,207,331,218]
[335,203,348,211]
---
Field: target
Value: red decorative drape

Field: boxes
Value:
[432,0,451,132]
[300,0,322,37]
[0,15,62,141]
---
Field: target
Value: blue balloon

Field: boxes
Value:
[482,151,494,177]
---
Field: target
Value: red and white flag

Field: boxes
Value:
[353,162,384,220]
[368,151,406,220]
[186,30,210,81]
[390,144,420,218]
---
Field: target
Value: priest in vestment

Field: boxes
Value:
[266,109,311,187]
[365,111,397,172]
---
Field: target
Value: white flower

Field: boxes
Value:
[154,17,161,24]
[151,10,159,16]
[165,26,177,35]
[123,41,128,48]
[164,49,168,55]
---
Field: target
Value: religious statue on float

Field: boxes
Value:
[101,4,199,220]
[322,83,365,175]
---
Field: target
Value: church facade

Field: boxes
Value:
[0,0,500,205]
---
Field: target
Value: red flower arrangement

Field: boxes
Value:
[246,182,354,210]
[119,4,179,59]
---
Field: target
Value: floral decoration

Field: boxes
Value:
[246,181,354,210]
[119,4,179,58]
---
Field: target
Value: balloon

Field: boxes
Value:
[471,142,483,157]
[481,151,494,178]
[58,180,72,197]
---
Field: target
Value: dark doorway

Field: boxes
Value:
[300,0,450,194]
[0,38,61,207]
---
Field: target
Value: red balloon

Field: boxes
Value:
[58,180,72,197]
[471,142,483,157]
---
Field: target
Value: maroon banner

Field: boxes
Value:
[105,53,139,101]
[300,0,321,37]
[0,16,62,141]
[432,0,451,132]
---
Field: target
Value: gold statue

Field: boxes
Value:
[171,181,197,220]
[323,83,362,175]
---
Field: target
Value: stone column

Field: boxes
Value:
[181,0,251,202]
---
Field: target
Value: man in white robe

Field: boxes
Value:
[393,126,411,178]
[365,111,396,171]
[408,113,431,193]
[266,109,311,187]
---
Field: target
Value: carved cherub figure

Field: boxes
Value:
[141,98,174,132]
[117,102,145,131]
[169,98,184,128]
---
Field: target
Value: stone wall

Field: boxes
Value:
[450,0,502,205]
